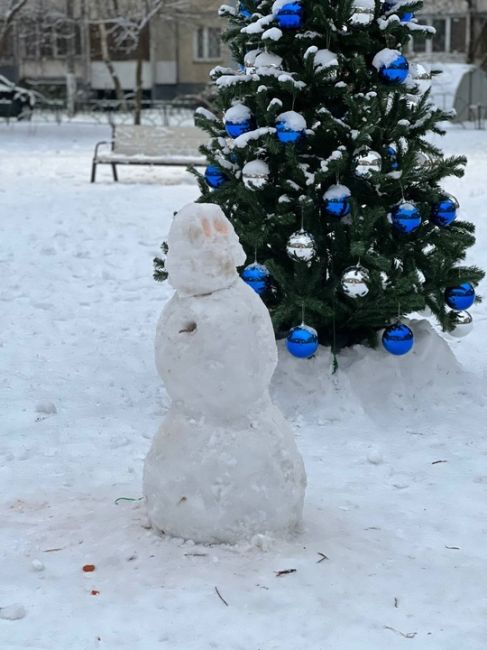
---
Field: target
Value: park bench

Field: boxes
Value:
[90,124,207,182]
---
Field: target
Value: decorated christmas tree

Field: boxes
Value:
[155,0,484,357]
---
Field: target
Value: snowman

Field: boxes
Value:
[143,203,306,544]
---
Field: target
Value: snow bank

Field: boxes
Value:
[272,319,482,425]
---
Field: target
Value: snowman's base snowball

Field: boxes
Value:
[143,401,306,544]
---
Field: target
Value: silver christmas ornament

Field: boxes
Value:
[349,0,375,25]
[415,151,431,167]
[242,160,270,190]
[244,48,260,74]
[411,63,432,95]
[354,150,382,177]
[449,310,473,338]
[341,265,370,298]
[286,230,317,263]
[253,51,283,73]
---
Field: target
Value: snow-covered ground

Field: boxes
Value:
[1,122,487,649]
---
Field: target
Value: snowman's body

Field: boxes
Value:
[143,203,306,543]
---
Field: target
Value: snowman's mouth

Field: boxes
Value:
[178,321,197,334]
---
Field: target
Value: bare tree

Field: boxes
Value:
[0,0,30,56]
[92,0,194,124]
[89,1,128,111]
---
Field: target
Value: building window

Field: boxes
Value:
[20,20,82,59]
[0,23,14,59]
[432,18,447,52]
[411,16,468,56]
[412,20,428,53]
[450,17,466,53]
[194,27,221,61]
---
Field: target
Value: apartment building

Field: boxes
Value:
[0,0,232,99]
[0,0,486,102]
[408,0,487,64]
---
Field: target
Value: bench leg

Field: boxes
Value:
[111,163,118,182]
[91,161,97,183]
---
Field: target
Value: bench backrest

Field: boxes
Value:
[112,125,207,158]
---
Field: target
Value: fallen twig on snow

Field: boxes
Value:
[274,569,297,577]
[384,625,417,639]
[214,586,229,606]
[445,545,460,550]
[432,459,448,465]
[317,553,329,563]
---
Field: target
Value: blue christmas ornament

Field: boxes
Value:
[276,121,303,143]
[275,1,303,30]
[431,196,458,227]
[204,164,226,189]
[275,112,306,144]
[382,322,414,356]
[375,51,409,84]
[322,184,351,218]
[225,118,254,139]
[445,282,475,311]
[387,145,399,170]
[241,263,270,295]
[391,201,422,234]
[239,2,252,17]
[382,0,414,20]
[286,324,319,358]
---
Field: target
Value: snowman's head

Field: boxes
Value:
[166,203,246,296]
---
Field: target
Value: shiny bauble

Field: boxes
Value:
[373,49,409,84]
[242,160,270,190]
[323,184,351,218]
[445,282,475,311]
[286,230,317,263]
[386,145,399,170]
[383,1,414,21]
[340,265,370,298]
[354,150,382,177]
[382,322,414,355]
[411,63,432,94]
[204,165,226,189]
[430,195,458,227]
[224,105,255,139]
[286,324,319,358]
[349,0,375,25]
[243,48,260,74]
[449,310,473,338]
[273,1,303,30]
[391,201,422,234]
[254,51,283,72]
[225,118,254,139]
[241,263,270,295]
[416,151,431,167]
[275,112,306,144]
[239,1,252,17]
[312,49,338,78]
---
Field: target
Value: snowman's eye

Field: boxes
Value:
[213,218,229,235]
[187,224,205,246]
